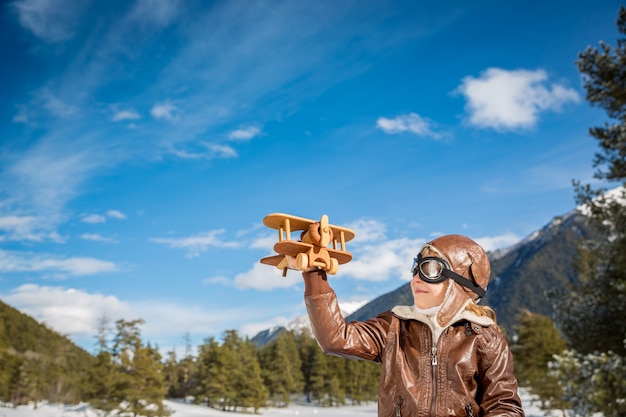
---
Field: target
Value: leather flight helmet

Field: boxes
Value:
[425,234,490,299]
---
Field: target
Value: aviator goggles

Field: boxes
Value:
[411,254,486,299]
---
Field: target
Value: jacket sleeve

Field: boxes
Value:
[477,328,525,417]
[303,270,391,362]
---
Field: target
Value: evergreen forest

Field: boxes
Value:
[0,303,380,414]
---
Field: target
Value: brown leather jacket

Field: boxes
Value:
[303,270,524,417]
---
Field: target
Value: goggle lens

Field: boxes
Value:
[420,259,445,278]
[411,256,450,283]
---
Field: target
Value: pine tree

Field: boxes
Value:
[196,337,231,410]
[163,350,180,398]
[511,311,567,411]
[549,6,626,416]
[179,332,196,399]
[260,331,304,406]
[130,343,170,417]
[303,336,335,405]
[235,337,267,413]
[342,357,379,404]
[88,351,119,414]
[109,319,171,417]
[560,4,626,355]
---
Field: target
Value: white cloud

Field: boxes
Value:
[106,210,126,219]
[131,299,253,339]
[456,68,580,130]
[112,110,141,122]
[80,210,125,224]
[81,214,106,224]
[234,261,298,291]
[170,142,238,160]
[80,233,118,243]
[0,284,265,349]
[376,113,441,138]
[228,126,261,141]
[151,230,241,257]
[340,237,424,282]
[239,315,292,339]
[249,234,276,251]
[0,215,36,232]
[1,284,132,335]
[0,250,118,276]
[345,218,387,244]
[40,89,79,118]
[475,233,521,253]
[5,139,101,219]
[151,102,179,121]
[203,275,231,285]
[0,215,63,242]
[11,0,87,43]
[205,143,238,158]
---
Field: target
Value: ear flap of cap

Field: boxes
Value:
[468,248,490,290]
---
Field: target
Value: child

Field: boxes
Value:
[299,234,524,416]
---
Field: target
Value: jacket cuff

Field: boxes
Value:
[302,269,332,295]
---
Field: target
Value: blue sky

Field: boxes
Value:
[0,0,621,354]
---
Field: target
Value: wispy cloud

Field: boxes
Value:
[0,284,133,335]
[11,0,89,43]
[341,237,424,282]
[0,283,271,349]
[170,142,238,160]
[81,214,106,224]
[151,230,241,257]
[128,0,181,27]
[106,210,126,219]
[0,250,118,276]
[80,233,118,243]
[228,126,261,141]
[475,234,520,252]
[456,68,580,131]
[0,215,64,242]
[345,218,387,244]
[112,110,141,122]
[234,261,298,291]
[376,113,442,139]
[151,102,179,121]
[39,89,79,118]
[81,210,126,224]
[3,138,102,220]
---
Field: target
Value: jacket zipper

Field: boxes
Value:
[395,396,403,417]
[430,345,438,417]
[465,404,475,417]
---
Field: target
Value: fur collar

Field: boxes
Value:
[391,303,494,328]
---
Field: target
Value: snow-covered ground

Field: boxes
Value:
[0,389,562,417]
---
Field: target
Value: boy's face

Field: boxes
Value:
[411,248,448,309]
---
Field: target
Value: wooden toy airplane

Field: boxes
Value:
[259,213,355,276]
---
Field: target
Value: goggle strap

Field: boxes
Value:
[444,270,486,298]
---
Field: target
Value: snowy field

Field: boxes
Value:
[0,389,560,417]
